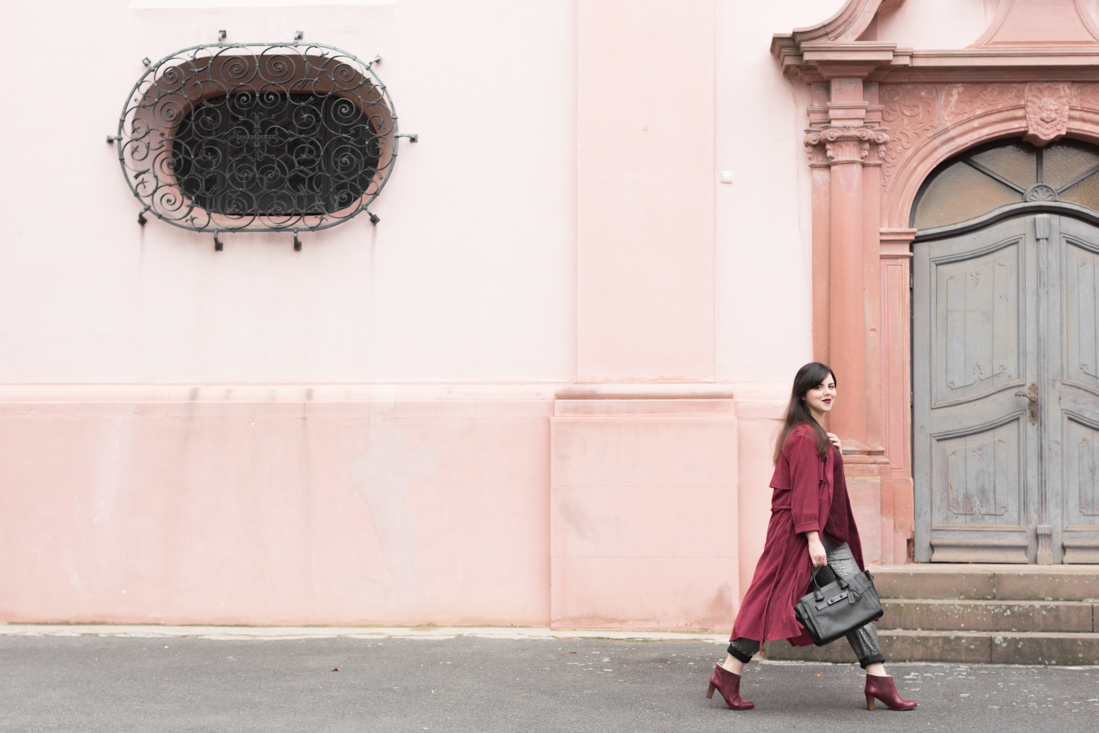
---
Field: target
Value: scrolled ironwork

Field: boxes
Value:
[115,42,401,235]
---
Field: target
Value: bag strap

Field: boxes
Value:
[810,564,848,600]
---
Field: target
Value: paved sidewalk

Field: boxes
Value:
[1,627,1097,732]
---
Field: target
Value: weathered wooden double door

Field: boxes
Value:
[914,214,1099,563]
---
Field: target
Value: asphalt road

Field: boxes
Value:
[2,635,1097,732]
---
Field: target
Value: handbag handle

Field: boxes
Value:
[810,564,848,601]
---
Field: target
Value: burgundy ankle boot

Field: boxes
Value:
[706,665,754,710]
[864,674,917,710]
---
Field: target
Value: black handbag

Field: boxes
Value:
[794,564,884,647]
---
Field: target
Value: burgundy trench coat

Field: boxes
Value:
[730,423,865,647]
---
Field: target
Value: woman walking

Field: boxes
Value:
[706,362,916,711]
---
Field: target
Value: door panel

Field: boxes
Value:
[935,418,1022,525]
[1050,217,1099,563]
[1063,415,1099,521]
[916,214,1099,563]
[1063,234,1099,392]
[933,244,1023,406]
[914,217,1039,563]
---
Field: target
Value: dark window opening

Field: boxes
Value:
[172,92,382,217]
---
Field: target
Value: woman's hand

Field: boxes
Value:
[827,432,842,450]
[805,530,828,567]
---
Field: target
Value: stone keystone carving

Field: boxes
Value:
[1024,84,1069,147]
[804,125,890,163]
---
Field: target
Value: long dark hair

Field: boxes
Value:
[773,362,836,465]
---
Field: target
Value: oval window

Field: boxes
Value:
[115,43,401,236]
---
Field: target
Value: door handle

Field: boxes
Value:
[1014,382,1038,424]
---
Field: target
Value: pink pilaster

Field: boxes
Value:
[549,390,739,630]
[803,65,891,564]
[809,83,833,366]
[576,0,715,381]
[824,76,870,443]
[552,0,729,630]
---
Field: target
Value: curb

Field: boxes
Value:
[0,624,730,643]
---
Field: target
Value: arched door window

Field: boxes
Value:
[913,138,1099,231]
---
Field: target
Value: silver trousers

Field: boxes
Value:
[729,535,884,668]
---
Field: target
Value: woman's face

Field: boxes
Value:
[803,373,837,420]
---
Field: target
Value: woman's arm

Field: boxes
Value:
[804,530,827,567]
[788,436,822,536]
[788,433,831,567]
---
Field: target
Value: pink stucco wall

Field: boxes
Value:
[0,384,784,629]
[3,0,578,383]
[0,386,553,625]
[0,0,910,630]
[714,0,844,381]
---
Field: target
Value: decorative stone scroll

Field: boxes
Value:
[879,85,940,189]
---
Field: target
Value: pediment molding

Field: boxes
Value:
[783,0,904,46]
[774,0,1099,84]
[973,0,1099,48]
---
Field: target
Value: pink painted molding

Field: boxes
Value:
[0,383,561,418]
[879,227,916,258]
[555,383,736,400]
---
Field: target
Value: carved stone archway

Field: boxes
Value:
[774,0,1099,563]
[881,83,1099,229]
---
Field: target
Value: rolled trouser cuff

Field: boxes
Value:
[727,638,760,664]
[859,653,885,668]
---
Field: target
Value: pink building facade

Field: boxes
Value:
[2,0,1097,630]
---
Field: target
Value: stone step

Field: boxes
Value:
[763,630,1099,665]
[871,564,1099,601]
[878,599,1095,632]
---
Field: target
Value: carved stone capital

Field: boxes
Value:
[804,125,890,165]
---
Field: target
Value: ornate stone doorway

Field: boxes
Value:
[912,140,1099,563]
[774,0,1099,564]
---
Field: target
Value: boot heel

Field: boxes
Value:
[864,674,917,710]
[706,682,716,699]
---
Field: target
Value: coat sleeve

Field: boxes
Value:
[787,435,823,535]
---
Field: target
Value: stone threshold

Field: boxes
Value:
[765,629,1099,666]
[872,564,1099,573]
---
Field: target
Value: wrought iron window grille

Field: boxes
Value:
[110,35,414,250]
